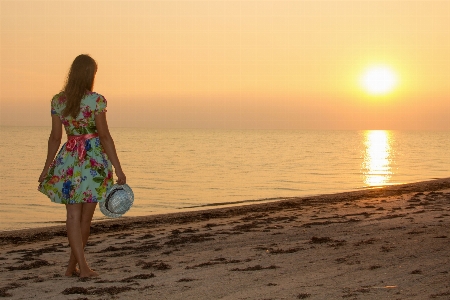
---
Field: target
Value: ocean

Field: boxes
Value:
[1,127,449,232]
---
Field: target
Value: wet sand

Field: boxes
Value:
[1,178,450,299]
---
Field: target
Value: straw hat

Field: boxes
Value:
[100,184,134,218]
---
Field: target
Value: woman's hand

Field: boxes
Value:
[115,169,126,185]
[38,169,48,183]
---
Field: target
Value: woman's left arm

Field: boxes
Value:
[38,115,63,182]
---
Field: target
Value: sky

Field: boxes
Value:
[1,0,449,130]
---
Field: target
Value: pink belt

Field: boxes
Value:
[66,133,99,161]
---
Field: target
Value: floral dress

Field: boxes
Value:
[38,91,114,204]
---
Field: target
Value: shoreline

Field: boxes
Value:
[1,178,450,244]
[1,177,449,299]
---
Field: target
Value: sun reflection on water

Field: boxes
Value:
[362,130,393,187]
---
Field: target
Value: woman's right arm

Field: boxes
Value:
[38,115,63,182]
[95,112,126,185]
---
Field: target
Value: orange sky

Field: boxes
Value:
[1,0,449,130]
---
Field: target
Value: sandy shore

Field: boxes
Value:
[1,178,450,299]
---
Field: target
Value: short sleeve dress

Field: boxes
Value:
[38,91,114,204]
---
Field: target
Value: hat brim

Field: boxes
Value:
[99,202,125,218]
[100,184,134,218]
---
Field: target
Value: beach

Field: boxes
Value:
[1,178,449,299]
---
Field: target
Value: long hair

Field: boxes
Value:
[62,54,97,118]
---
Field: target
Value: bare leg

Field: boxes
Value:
[65,203,98,276]
[65,255,79,276]
[65,203,98,278]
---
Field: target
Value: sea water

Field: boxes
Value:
[0,127,449,231]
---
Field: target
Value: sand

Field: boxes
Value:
[1,178,450,299]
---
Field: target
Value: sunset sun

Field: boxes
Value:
[360,66,398,95]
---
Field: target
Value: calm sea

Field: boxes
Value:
[0,127,449,232]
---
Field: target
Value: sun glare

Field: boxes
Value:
[360,66,398,95]
[362,130,392,186]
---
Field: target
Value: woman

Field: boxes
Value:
[38,54,126,278]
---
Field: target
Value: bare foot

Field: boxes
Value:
[65,267,80,277]
[65,255,78,276]
[79,269,99,278]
